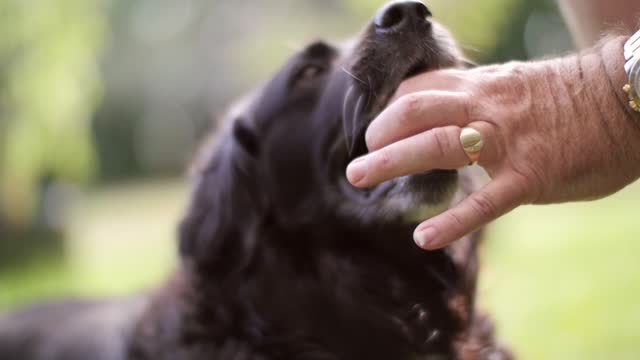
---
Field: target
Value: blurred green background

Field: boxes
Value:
[0,0,637,359]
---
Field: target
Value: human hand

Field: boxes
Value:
[346,36,640,250]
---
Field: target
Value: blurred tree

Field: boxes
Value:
[0,0,106,226]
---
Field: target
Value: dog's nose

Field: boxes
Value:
[374,0,431,31]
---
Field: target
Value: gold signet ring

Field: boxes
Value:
[459,127,483,166]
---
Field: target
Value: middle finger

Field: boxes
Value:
[366,90,472,151]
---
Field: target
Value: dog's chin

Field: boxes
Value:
[336,46,463,224]
[337,170,459,225]
[339,81,460,224]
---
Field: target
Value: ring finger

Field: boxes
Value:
[347,121,497,188]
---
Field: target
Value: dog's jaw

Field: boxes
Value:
[330,19,466,226]
[336,173,461,225]
[398,187,458,224]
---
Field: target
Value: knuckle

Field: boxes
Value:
[396,76,425,96]
[372,148,394,173]
[396,80,414,97]
[445,210,464,228]
[364,128,378,150]
[398,93,423,120]
[459,92,476,120]
[426,127,450,158]
[464,96,490,124]
[511,164,543,203]
[462,72,485,96]
[469,192,498,220]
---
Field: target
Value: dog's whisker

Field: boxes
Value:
[347,94,367,158]
[459,43,481,54]
[424,40,435,53]
[353,94,365,133]
[341,67,368,87]
[367,75,378,104]
[428,268,455,291]
[342,85,357,153]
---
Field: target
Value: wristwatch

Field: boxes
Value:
[623,29,640,112]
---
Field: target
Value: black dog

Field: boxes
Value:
[0,2,511,359]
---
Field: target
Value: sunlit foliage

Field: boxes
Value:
[0,0,106,225]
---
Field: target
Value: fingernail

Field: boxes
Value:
[346,157,367,185]
[414,227,437,249]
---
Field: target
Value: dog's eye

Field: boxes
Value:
[300,65,322,79]
[292,64,325,86]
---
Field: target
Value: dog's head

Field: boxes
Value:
[174,2,496,357]
[180,0,469,266]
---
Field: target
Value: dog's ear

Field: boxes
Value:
[232,119,260,158]
[179,126,262,273]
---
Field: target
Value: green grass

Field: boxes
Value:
[0,179,186,309]
[481,181,640,359]
[1,178,640,359]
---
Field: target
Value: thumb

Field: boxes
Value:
[413,174,527,250]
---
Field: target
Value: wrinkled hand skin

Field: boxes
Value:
[347,35,640,250]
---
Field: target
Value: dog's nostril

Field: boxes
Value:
[374,0,431,30]
[411,1,431,20]
[375,4,404,29]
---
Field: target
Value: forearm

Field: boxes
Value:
[559,0,639,48]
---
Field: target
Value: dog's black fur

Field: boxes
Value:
[0,3,510,359]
